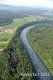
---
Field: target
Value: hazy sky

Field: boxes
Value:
[0,0,53,8]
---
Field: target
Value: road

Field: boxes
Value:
[20,23,53,80]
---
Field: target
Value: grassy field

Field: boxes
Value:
[0,33,13,40]
[0,33,14,49]
[27,23,53,74]
[0,15,37,50]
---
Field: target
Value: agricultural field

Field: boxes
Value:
[0,15,37,51]
[0,15,37,29]
[27,23,53,74]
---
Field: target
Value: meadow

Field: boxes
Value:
[0,15,37,50]
[27,23,53,74]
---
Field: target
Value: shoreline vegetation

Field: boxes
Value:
[27,23,53,75]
